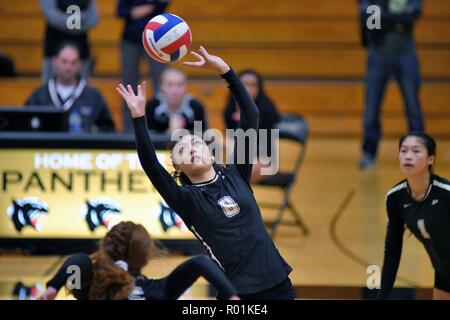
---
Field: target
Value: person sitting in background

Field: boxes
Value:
[146,67,208,136]
[25,42,115,133]
[39,0,99,81]
[223,69,280,183]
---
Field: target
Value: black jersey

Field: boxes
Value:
[379,174,450,298]
[133,68,292,295]
[46,253,237,300]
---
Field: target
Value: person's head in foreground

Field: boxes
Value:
[88,221,154,299]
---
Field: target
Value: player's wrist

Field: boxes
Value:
[131,109,145,118]
[220,66,231,74]
[218,65,231,76]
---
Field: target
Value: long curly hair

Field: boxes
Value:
[87,221,154,300]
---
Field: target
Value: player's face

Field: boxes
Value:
[160,70,187,109]
[399,136,434,176]
[240,73,259,100]
[172,135,213,176]
[53,47,81,83]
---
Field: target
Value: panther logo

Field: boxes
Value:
[12,281,45,300]
[7,197,49,232]
[83,198,121,232]
[159,201,187,232]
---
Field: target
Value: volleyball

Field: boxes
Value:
[142,13,192,63]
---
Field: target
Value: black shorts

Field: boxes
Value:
[434,271,450,293]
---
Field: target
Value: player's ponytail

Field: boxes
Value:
[88,251,134,300]
[87,222,155,299]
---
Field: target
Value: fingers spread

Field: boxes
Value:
[127,84,135,96]
[190,51,204,59]
[182,61,203,67]
[116,85,127,98]
[117,84,128,96]
[199,46,210,58]
[139,81,147,96]
[182,51,205,68]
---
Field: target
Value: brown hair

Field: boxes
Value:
[87,221,154,300]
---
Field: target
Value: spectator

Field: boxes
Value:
[146,67,208,135]
[358,0,424,169]
[118,0,170,133]
[39,0,98,81]
[25,42,115,133]
[223,69,280,182]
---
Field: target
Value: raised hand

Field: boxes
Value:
[182,46,230,74]
[116,81,147,118]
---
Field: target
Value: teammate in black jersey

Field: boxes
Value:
[39,221,239,300]
[379,132,450,300]
[116,46,294,300]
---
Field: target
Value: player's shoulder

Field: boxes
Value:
[432,174,450,195]
[385,179,408,203]
[65,252,93,270]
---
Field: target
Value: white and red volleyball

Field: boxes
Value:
[142,13,192,63]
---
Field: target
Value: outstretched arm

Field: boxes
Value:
[116,82,190,219]
[40,253,93,300]
[183,47,259,181]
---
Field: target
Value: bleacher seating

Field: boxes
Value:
[0,0,449,135]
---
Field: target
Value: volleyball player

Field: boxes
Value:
[379,132,450,300]
[39,221,239,300]
[116,46,294,299]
